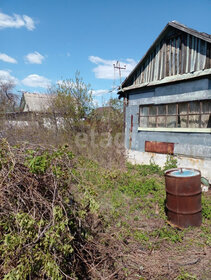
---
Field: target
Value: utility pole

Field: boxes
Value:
[113,61,126,88]
[113,61,127,134]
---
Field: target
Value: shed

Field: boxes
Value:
[20,92,53,112]
[118,21,211,181]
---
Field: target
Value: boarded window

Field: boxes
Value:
[139,100,211,129]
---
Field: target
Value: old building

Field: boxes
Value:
[20,92,53,112]
[118,21,211,180]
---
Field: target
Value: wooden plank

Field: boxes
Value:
[143,62,146,83]
[136,69,140,84]
[182,34,186,74]
[140,65,144,84]
[157,44,161,80]
[190,35,195,72]
[148,54,151,82]
[194,37,198,71]
[176,36,180,75]
[191,37,197,72]
[170,21,211,44]
[145,141,174,155]
[163,41,166,78]
[172,38,176,75]
[141,64,144,83]
[197,39,201,71]
[199,40,206,69]
[150,53,154,81]
[181,35,184,74]
[138,67,141,84]
[119,68,211,92]
[169,40,172,76]
[205,42,210,69]
[154,44,160,80]
[202,41,207,69]
[146,57,150,82]
[150,51,154,82]
[186,34,190,73]
[166,41,169,76]
[159,41,164,80]
[148,54,152,82]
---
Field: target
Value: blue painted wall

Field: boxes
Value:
[125,78,211,158]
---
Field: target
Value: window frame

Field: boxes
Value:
[138,100,211,133]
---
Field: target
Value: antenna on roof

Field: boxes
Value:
[113,61,126,89]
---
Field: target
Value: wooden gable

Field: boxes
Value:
[123,22,211,88]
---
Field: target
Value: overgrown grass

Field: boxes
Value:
[0,141,210,279]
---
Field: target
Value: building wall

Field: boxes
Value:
[125,28,211,88]
[125,77,211,179]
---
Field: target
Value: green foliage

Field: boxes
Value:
[134,230,149,242]
[201,195,211,220]
[25,146,74,174]
[163,155,178,171]
[25,150,50,174]
[117,174,163,198]
[151,226,184,243]
[50,71,93,130]
[0,141,211,279]
[0,207,74,280]
[106,97,123,113]
[176,270,197,280]
[127,161,162,176]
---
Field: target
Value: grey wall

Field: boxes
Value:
[125,78,211,159]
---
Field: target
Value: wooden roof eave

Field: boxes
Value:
[121,21,211,89]
[118,68,211,95]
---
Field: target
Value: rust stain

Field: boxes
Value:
[129,115,133,149]
[145,141,174,155]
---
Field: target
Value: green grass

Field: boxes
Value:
[1,143,210,279]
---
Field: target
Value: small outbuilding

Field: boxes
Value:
[20,92,52,112]
[118,21,211,180]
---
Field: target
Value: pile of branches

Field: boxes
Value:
[0,140,120,280]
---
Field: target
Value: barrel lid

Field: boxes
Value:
[165,168,201,178]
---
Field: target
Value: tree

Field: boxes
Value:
[88,97,124,134]
[0,80,18,113]
[49,72,94,131]
[106,97,123,114]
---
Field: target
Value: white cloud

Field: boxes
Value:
[22,15,35,31]
[92,89,109,96]
[0,70,18,84]
[89,56,137,80]
[22,74,51,88]
[0,53,17,64]
[25,52,44,64]
[0,12,35,30]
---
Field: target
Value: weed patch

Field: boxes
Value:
[0,141,210,279]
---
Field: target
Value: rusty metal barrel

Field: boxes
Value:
[165,168,202,228]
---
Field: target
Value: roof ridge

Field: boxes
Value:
[169,21,211,39]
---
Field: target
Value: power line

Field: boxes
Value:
[113,61,126,88]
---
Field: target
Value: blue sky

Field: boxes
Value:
[0,0,211,106]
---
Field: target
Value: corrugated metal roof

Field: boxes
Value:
[20,92,53,112]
